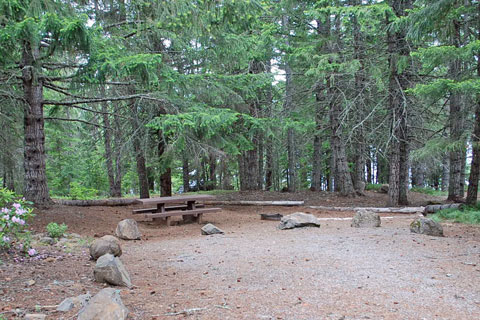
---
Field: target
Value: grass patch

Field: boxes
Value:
[432,204,480,224]
[411,187,446,197]
[365,183,382,191]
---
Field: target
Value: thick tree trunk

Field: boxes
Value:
[311,132,322,191]
[466,53,480,205]
[22,41,52,205]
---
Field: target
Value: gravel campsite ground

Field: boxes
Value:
[1,191,480,319]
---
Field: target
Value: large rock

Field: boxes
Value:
[410,217,444,237]
[90,236,122,260]
[77,288,128,320]
[115,219,141,240]
[57,293,91,312]
[94,254,132,288]
[278,212,321,230]
[351,210,381,228]
[201,223,224,235]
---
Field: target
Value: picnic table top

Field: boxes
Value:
[135,194,215,205]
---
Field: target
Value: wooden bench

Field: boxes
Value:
[133,204,205,214]
[145,207,221,226]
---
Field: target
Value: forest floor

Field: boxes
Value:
[1,190,480,319]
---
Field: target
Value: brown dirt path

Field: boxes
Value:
[2,191,479,319]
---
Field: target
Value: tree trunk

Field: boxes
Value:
[366,156,372,184]
[282,15,297,192]
[447,19,466,202]
[209,153,216,189]
[101,100,116,197]
[182,157,190,193]
[129,100,149,198]
[466,46,480,205]
[158,131,171,196]
[352,0,366,193]
[441,155,450,191]
[22,41,52,205]
[257,133,264,190]
[265,141,273,191]
[330,93,356,197]
[386,0,412,206]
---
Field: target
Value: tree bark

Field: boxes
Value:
[22,41,52,205]
[447,19,466,202]
[466,42,480,205]
[182,157,190,193]
[386,0,412,206]
[158,131,171,196]
[441,155,450,191]
[129,99,149,198]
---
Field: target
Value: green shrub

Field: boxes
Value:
[69,182,98,200]
[432,204,480,224]
[46,222,68,238]
[411,187,446,196]
[365,183,382,191]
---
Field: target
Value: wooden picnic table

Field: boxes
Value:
[133,195,221,226]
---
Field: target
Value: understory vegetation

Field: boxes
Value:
[433,205,480,225]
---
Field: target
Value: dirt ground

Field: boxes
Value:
[1,191,480,319]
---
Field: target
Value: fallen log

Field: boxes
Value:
[55,198,138,207]
[204,200,304,206]
[307,206,424,214]
[423,203,464,215]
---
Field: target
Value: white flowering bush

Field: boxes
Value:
[0,188,35,255]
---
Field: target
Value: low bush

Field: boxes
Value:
[365,183,382,191]
[432,204,480,224]
[46,222,68,239]
[411,187,446,197]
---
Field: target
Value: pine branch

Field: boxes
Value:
[43,94,144,106]
[44,117,111,129]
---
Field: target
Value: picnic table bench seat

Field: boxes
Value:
[144,207,221,226]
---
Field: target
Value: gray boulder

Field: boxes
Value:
[77,288,128,320]
[201,223,225,235]
[410,217,444,237]
[379,184,389,193]
[90,236,122,260]
[115,219,141,240]
[57,293,91,312]
[278,212,321,230]
[24,315,46,320]
[39,236,55,245]
[351,210,381,228]
[94,254,132,288]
